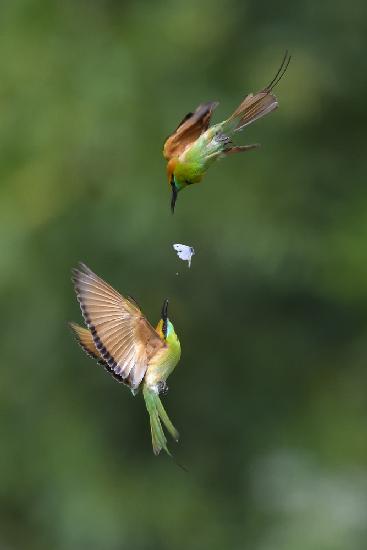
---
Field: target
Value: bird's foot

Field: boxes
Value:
[157,381,169,395]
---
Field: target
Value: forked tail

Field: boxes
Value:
[224,51,291,134]
[143,383,179,456]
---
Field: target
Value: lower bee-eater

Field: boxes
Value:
[163,51,291,212]
[70,262,181,456]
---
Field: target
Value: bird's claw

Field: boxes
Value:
[157,381,169,395]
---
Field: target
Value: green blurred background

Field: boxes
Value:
[1,1,367,549]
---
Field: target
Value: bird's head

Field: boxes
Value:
[156,299,177,342]
[167,159,187,213]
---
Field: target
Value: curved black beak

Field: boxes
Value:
[162,298,168,320]
[170,182,178,214]
[162,298,169,337]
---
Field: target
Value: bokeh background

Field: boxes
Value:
[1,1,367,549]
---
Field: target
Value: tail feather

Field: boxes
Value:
[224,143,260,156]
[150,406,169,456]
[225,50,291,134]
[226,92,278,133]
[143,383,178,456]
[156,397,179,442]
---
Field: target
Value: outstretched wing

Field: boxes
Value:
[69,321,135,386]
[163,101,218,160]
[72,263,164,390]
[69,321,102,362]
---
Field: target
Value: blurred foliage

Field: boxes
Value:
[1,0,367,549]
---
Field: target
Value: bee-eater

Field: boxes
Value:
[70,262,181,456]
[163,52,291,212]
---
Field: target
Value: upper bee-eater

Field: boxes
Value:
[70,262,181,456]
[163,52,291,212]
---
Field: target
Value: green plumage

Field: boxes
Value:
[143,319,181,455]
[71,264,182,458]
[143,383,179,456]
[164,52,291,211]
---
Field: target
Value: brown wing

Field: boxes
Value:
[72,263,164,390]
[69,321,137,387]
[69,321,102,362]
[163,101,218,160]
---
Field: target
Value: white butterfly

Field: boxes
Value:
[173,243,195,268]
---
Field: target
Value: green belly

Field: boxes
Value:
[145,340,181,388]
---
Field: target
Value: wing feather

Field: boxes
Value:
[69,322,134,386]
[72,263,164,390]
[69,321,102,362]
[163,101,218,160]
